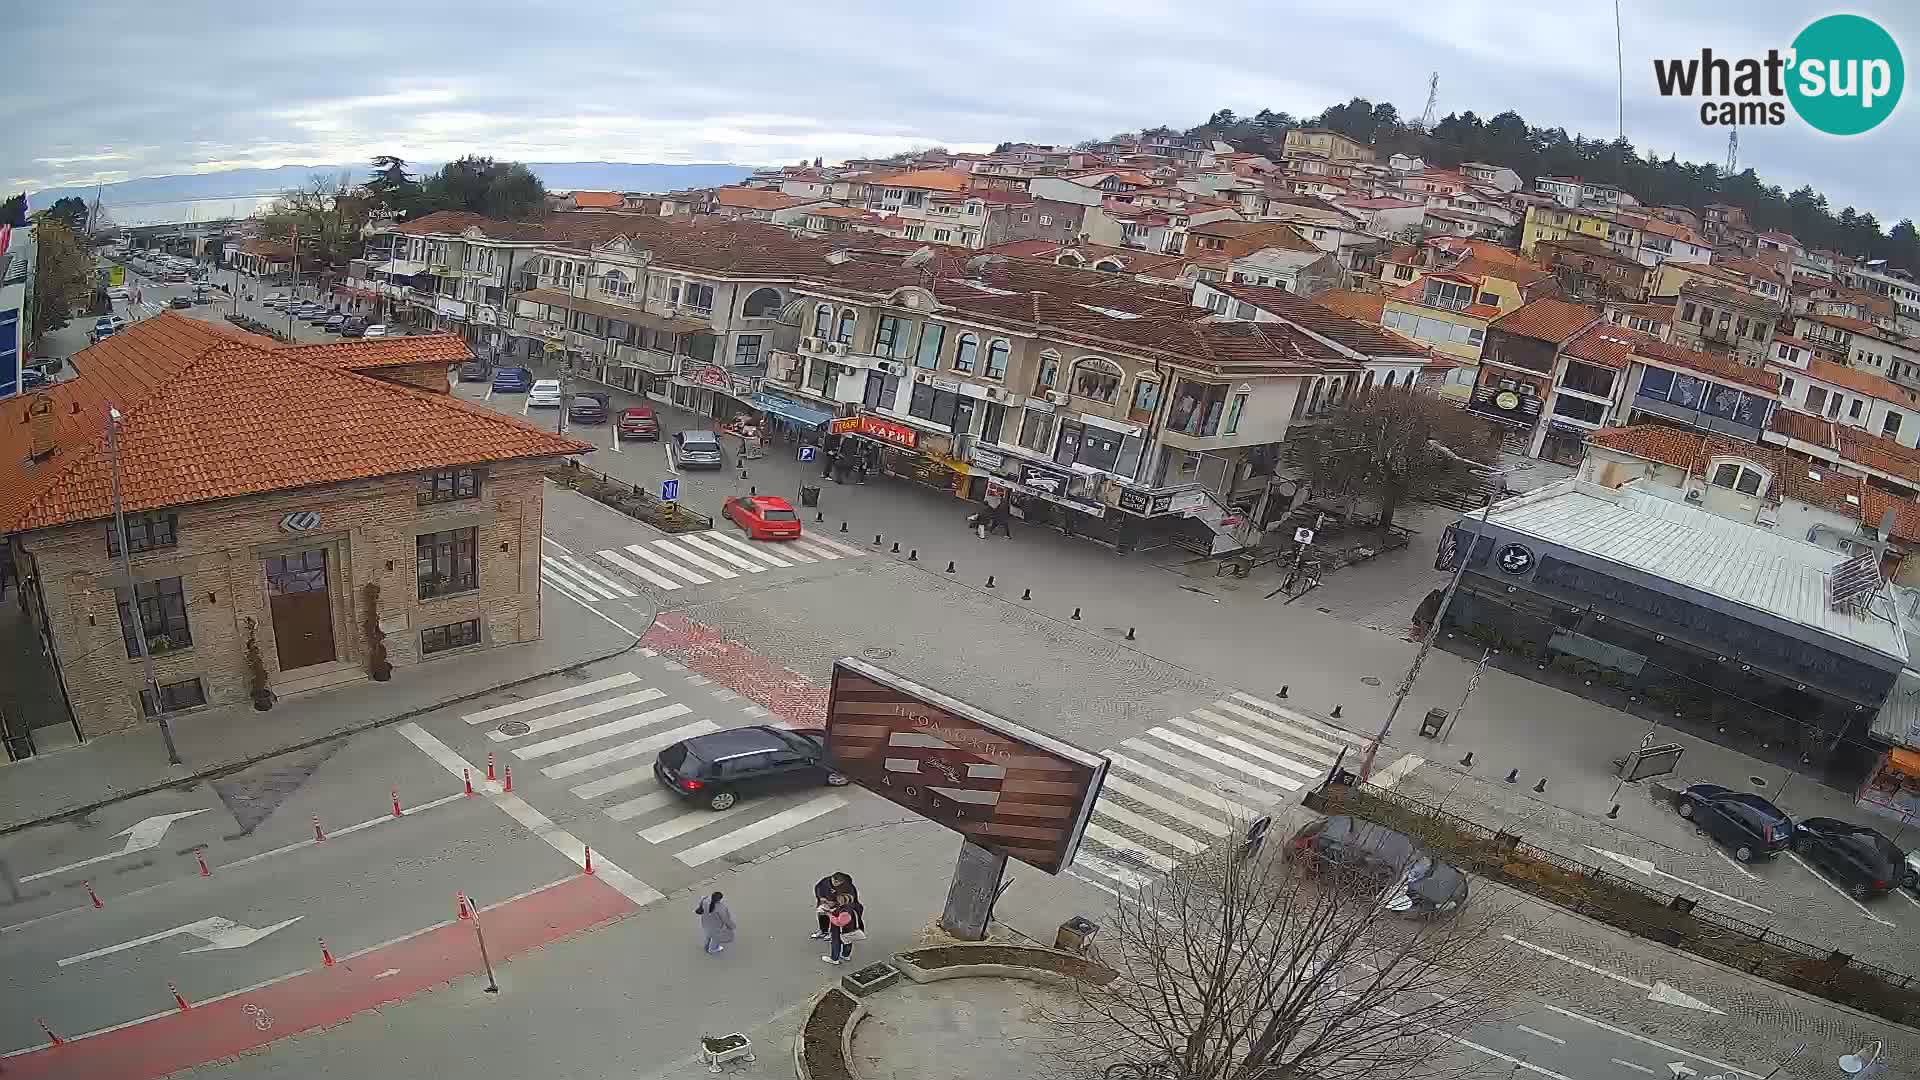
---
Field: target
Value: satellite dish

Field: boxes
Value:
[903,246,934,268]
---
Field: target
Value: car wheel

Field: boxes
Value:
[825,772,850,786]
[1676,799,1694,820]
[1734,845,1754,863]
[1849,880,1871,901]
[707,790,736,811]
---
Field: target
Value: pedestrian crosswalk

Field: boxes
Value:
[460,671,849,867]
[1068,691,1375,893]
[539,529,866,602]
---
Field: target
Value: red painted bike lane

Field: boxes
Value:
[642,611,828,727]
[3,874,635,1080]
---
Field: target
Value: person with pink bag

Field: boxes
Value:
[822,891,866,965]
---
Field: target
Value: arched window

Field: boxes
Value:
[1056,252,1084,267]
[953,334,979,373]
[835,308,857,345]
[599,269,630,298]
[1094,259,1124,272]
[1070,357,1124,403]
[1308,378,1325,414]
[984,339,1010,379]
[812,304,833,338]
[742,288,783,318]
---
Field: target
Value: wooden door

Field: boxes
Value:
[265,549,335,671]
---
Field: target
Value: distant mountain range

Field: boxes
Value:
[28,162,754,209]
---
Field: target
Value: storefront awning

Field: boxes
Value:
[750,393,834,429]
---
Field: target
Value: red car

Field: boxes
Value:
[617,406,659,440]
[723,495,803,540]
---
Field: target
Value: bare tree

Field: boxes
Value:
[1295,387,1499,542]
[1040,828,1549,1080]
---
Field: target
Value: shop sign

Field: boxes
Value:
[829,417,862,435]
[1019,462,1073,496]
[970,446,1006,471]
[279,510,321,532]
[858,415,918,449]
[1496,542,1536,575]
[1166,489,1210,515]
[929,376,961,392]
[730,373,759,398]
[1117,489,1151,514]
[1149,493,1175,514]
[690,365,730,389]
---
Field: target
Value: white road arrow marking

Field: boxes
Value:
[1668,1064,1697,1078]
[57,915,302,967]
[1502,935,1724,1014]
[22,809,210,883]
[1585,846,1774,914]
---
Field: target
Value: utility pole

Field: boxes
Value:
[287,224,298,340]
[107,409,182,767]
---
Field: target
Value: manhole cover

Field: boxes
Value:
[861,647,896,661]
[1361,676,1382,686]
[496,720,531,737]
[1749,775,1768,787]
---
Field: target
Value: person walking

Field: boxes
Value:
[823,891,865,965]
[989,496,1014,540]
[696,891,735,955]
[812,872,856,938]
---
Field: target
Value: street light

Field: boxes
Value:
[107,408,183,767]
[1839,1040,1886,1076]
[1359,440,1506,782]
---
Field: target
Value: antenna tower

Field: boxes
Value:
[1725,130,1739,175]
[1418,72,1440,131]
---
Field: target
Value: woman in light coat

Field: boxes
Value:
[696,891,735,954]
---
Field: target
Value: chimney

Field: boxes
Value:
[26,395,55,460]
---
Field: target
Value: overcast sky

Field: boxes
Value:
[6,1,1914,223]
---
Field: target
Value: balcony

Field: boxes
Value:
[616,344,676,374]
[514,316,566,342]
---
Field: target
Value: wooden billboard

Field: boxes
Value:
[824,659,1107,875]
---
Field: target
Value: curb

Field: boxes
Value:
[0,633,644,839]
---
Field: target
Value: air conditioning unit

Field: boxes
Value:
[828,342,849,356]
[1684,488,1703,503]
[800,336,822,352]
[983,387,1004,401]
[1046,390,1071,405]
[875,359,907,377]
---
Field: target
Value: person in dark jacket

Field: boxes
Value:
[812,872,856,938]
[988,497,1013,539]
[823,892,864,965]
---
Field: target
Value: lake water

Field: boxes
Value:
[100,195,283,228]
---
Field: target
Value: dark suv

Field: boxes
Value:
[1792,817,1906,899]
[654,726,848,810]
[1675,783,1792,862]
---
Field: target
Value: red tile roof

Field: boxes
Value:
[1805,312,1877,335]
[1803,358,1918,404]
[568,191,624,209]
[1766,408,1837,449]
[1208,282,1428,356]
[1313,289,1387,323]
[1564,323,1654,370]
[0,313,589,534]
[867,169,971,193]
[277,335,472,370]
[1487,298,1599,344]
[714,187,807,211]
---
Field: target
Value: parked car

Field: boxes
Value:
[723,495,803,540]
[91,315,125,341]
[617,405,659,440]
[262,293,291,307]
[340,317,369,338]
[21,366,49,390]
[457,361,490,382]
[568,392,609,425]
[1905,848,1919,891]
[1285,815,1469,915]
[527,379,564,407]
[106,286,129,302]
[304,308,335,324]
[653,725,848,811]
[490,366,532,393]
[1675,783,1792,862]
[674,429,725,469]
[1791,817,1905,899]
[360,323,388,338]
[169,296,193,309]
[323,314,348,332]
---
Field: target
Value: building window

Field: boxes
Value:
[734,335,764,367]
[907,382,961,428]
[1131,378,1161,414]
[1550,394,1608,425]
[1559,361,1615,398]
[1885,412,1904,437]
[683,283,715,312]
[1805,385,1828,413]
[107,511,179,556]
[875,315,908,358]
[953,334,979,373]
[1680,302,1697,324]
[915,323,945,369]
[417,468,481,506]
[1017,409,1055,454]
[863,370,899,411]
[984,339,1009,380]
[1224,393,1247,434]
[118,576,191,657]
[1038,214,1052,226]
[1782,376,1795,398]
[982,401,1005,444]
[835,309,857,345]
[1070,358,1124,402]
[1709,461,1767,497]
[417,528,479,599]
[1477,291,1498,306]
[933,229,953,243]
[422,618,482,655]
[1850,398,1864,420]
[140,677,207,717]
[812,304,832,338]
[741,288,782,318]
[1036,351,1060,390]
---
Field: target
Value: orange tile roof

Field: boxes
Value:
[1766,408,1836,449]
[1487,298,1599,344]
[568,191,623,209]
[1313,289,1387,323]
[0,313,589,534]
[867,169,971,193]
[713,187,807,211]
[1835,427,1920,486]
[277,335,472,370]
[1564,322,1654,370]
[1858,487,1920,542]
[1804,358,1917,404]
[1805,312,1877,335]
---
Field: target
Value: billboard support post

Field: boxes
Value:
[941,839,1009,941]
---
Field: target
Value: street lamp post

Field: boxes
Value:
[1359,443,1504,782]
[107,408,183,767]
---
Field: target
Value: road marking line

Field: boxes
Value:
[766,543,817,564]
[1611,1060,1657,1075]
[373,968,401,980]
[702,529,794,567]
[541,557,621,600]
[571,765,660,800]
[1371,754,1425,790]
[785,539,840,561]
[1071,852,1154,892]
[1710,845,1762,881]
[541,568,603,605]
[1898,887,1920,910]
[1093,801,1209,854]
[686,674,710,686]
[514,704,695,760]
[540,535,573,555]
[679,532,770,572]
[598,548,687,590]
[556,555,637,598]
[486,688,668,741]
[1541,1006,1761,1078]
[463,672,641,725]
[1158,720,1316,783]
[639,801,756,843]
[1208,700,1350,755]
[395,723,662,907]
[1785,851,1895,926]
[1099,775,1230,837]
[1082,823,1177,872]
[1227,692,1370,744]
[1105,752,1255,819]
[541,720,719,779]
[1117,740,1282,807]
[1514,1025,1564,1045]
[675,794,848,865]
[620,542,714,584]
[605,791,679,821]
[651,538,738,579]
[793,532,864,557]
[216,793,464,870]
[1190,707,1338,765]
[1503,935,1649,991]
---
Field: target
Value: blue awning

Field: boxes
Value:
[750,392,834,428]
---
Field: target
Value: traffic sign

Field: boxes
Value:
[1294,527,1315,545]
[798,445,817,462]
[660,478,679,502]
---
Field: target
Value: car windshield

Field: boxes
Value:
[761,508,798,521]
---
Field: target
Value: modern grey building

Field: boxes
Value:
[0,223,35,401]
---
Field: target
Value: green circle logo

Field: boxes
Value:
[1788,14,1904,135]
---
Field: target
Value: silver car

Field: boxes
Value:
[675,429,724,469]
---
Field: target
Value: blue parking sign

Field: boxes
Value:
[660,478,679,502]
[798,445,817,462]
